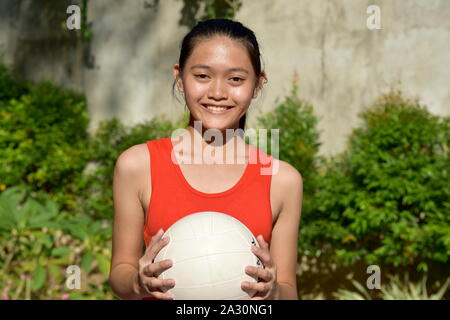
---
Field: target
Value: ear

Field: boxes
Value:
[172,64,184,93]
[252,71,267,99]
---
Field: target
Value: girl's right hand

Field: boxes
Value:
[137,228,175,300]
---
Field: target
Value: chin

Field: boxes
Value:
[203,123,227,131]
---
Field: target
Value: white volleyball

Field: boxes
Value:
[154,211,262,300]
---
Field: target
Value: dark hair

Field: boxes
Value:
[172,19,264,131]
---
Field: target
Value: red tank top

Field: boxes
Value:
[141,137,274,300]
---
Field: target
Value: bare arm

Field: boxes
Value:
[270,161,303,300]
[108,145,148,300]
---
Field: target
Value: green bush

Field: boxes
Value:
[301,91,450,271]
[0,63,29,103]
[0,185,114,300]
[253,78,323,213]
[0,79,90,212]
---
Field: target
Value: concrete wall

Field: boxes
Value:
[1,0,449,156]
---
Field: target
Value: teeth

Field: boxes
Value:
[206,105,228,111]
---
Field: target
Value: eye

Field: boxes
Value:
[230,77,244,83]
[195,74,209,79]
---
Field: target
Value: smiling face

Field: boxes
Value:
[174,36,264,132]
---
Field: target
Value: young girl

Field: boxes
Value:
[108,19,303,300]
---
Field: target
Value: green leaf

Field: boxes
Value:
[0,196,17,231]
[81,250,94,272]
[47,262,61,280]
[40,233,53,249]
[417,262,428,272]
[51,247,72,257]
[32,261,47,291]
[94,253,110,276]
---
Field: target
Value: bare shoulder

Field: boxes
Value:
[114,143,150,196]
[272,158,303,192]
[271,158,303,218]
[115,143,149,173]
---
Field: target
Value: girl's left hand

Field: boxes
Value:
[241,235,280,300]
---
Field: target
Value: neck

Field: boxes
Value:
[172,123,249,165]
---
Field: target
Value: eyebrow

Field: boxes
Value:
[190,64,249,74]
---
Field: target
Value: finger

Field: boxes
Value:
[243,281,268,296]
[143,259,173,277]
[144,277,175,293]
[148,228,164,249]
[243,266,258,281]
[147,236,171,262]
[148,289,174,300]
[142,229,164,263]
[142,276,175,295]
[241,281,258,298]
[140,229,164,265]
[256,235,268,249]
[245,266,272,282]
[249,296,265,300]
[159,278,176,293]
[251,243,273,268]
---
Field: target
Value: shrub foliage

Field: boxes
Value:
[301,91,450,271]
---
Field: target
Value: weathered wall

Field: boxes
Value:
[1,0,449,156]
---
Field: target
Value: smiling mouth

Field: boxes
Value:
[201,104,234,111]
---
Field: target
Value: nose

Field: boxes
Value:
[207,79,228,100]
